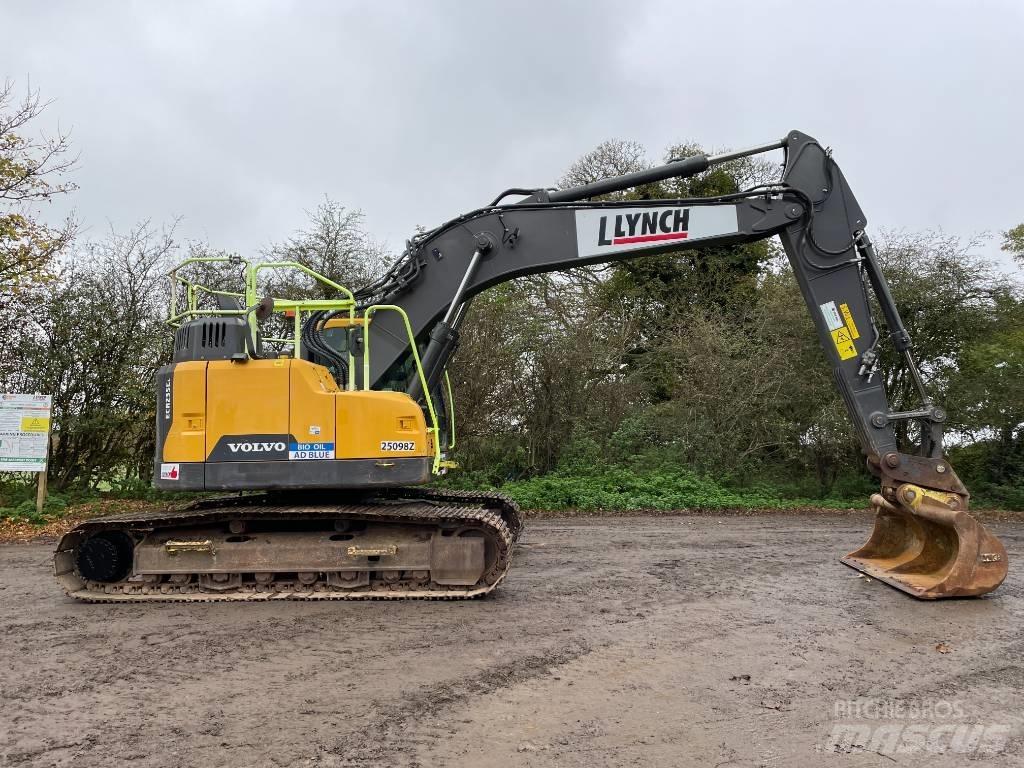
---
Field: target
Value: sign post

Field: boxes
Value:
[0,394,53,514]
[35,451,48,515]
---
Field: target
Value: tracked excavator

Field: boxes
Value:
[54,130,1008,601]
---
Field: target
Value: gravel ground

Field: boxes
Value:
[1,513,1022,767]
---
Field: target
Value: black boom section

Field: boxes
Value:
[367,130,903,460]
[367,199,795,383]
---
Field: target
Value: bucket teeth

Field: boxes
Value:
[841,486,1008,599]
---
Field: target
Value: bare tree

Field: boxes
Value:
[263,197,389,298]
[558,139,649,191]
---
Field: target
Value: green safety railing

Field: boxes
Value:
[361,304,442,474]
[167,257,358,390]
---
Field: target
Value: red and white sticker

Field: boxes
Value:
[160,463,180,480]
[575,205,739,258]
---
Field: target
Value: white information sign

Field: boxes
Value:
[0,394,52,473]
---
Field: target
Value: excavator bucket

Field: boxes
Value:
[841,485,1008,599]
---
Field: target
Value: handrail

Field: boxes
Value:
[166,260,356,374]
[249,261,355,305]
[361,304,442,474]
[168,256,252,325]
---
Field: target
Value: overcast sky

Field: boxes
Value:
[4,0,1023,274]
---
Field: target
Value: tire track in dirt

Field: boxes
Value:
[1,515,1021,767]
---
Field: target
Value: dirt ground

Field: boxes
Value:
[1,513,1022,767]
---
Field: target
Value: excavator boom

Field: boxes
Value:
[360,129,1008,599]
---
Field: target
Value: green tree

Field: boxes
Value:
[1,223,176,488]
[1002,223,1024,265]
[871,231,1012,449]
[945,286,1024,502]
[447,141,1024,505]
[0,81,76,306]
[448,138,782,478]
[594,143,779,402]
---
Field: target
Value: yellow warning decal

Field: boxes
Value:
[20,416,50,432]
[839,303,860,339]
[831,327,858,361]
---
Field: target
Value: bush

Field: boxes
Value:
[498,464,860,512]
[969,483,1024,510]
[0,475,182,526]
[0,491,69,524]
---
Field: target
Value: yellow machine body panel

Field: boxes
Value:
[155,358,432,489]
[336,390,432,460]
[289,358,339,450]
[206,359,291,449]
[160,361,208,463]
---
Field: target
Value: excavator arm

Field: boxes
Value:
[359,129,1007,599]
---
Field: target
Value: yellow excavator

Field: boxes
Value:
[54,130,1008,601]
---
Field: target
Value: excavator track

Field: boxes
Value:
[54,489,522,602]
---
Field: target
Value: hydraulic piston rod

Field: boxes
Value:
[547,137,786,203]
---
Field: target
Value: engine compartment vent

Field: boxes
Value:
[173,317,249,362]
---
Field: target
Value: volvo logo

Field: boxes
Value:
[227,441,287,453]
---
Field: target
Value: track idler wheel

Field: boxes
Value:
[841,485,1008,599]
[75,531,135,583]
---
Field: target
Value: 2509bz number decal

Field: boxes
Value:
[380,441,416,452]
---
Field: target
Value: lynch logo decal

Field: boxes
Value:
[598,209,689,246]
[227,441,287,453]
[575,205,740,258]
